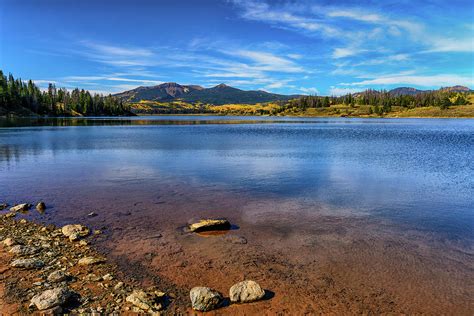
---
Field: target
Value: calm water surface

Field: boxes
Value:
[1,116,473,243]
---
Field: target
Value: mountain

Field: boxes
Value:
[114,82,204,103]
[114,83,300,105]
[389,87,425,96]
[388,86,471,96]
[439,85,471,93]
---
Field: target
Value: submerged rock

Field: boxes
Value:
[0,203,8,210]
[189,219,231,233]
[78,256,105,265]
[189,287,223,311]
[9,203,30,212]
[224,235,248,244]
[125,290,164,312]
[11,258,44,269]
[30,287,72,310]
[61,224,90,241]
[36,202,46,212]
[229,280,265,303]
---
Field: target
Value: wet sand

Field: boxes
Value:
[7,182,472,315]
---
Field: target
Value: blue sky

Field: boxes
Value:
[1,0,473,95]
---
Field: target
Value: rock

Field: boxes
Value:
[229,280,265,303]
[61,224,90,241]
[9,203,30,212]
[78,256,105,265]
[48,270,69,283]
[3,237,16,247]
[114,282,124,290]
[30,287,71,310]
[125,290,163,312]
[102,273,114,281]
[189,219,231,232]
[0,203,8,210]
[9,245,38,256]
[5,212,16,218]
[40,306,63,314]
[87,212,98,217]
[36,202,46,212]
[224,235,248,244]
[189,287,223,311]
[11,258,44,269]
[79,240,88,246]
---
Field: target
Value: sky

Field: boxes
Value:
[0,0,473,96]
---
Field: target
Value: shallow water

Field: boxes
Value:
[1,116,473,313]
[1,116,473,240]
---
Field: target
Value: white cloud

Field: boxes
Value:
[299,87,319,94]
[343,74,473,87]
[328,87,362,96]
[225,49,304,73]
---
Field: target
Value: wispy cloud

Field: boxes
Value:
[328,86,363,96]
[342,73,473,87]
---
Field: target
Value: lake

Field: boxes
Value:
[1,116,473,313]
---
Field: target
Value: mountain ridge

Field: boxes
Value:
[114,83,472,105]
[114,82,301,105]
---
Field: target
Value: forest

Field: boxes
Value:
[0,71,131,116]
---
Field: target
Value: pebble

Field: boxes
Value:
[3,237,16,247]
[9,245,38,256]
[78,256,106,265]
[61,224,90,241]
[125,290,164,312]
[10,258,45,269]
[48,270,69,283]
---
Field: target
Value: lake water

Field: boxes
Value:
[1,116,473,313]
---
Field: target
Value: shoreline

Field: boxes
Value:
[1,196,472,315]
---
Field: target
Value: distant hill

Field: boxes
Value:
[389,87,425,96]
[388,86,471,96]
[114,82,204,103]
[114,83,301,105]
[439,85,471,93]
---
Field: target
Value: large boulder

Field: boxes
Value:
[61,224,90,241]
[229,280,265,303]
[125,290,164,312]
[30,287,71,310]
[9,203,30,212]
[11,258,44,269]
[189,219,231,233]
[189,287,223,311]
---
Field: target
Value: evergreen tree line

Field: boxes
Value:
[288,88,469,113]
[0,70,131,116]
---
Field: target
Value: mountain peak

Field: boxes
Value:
[214,83,229,89]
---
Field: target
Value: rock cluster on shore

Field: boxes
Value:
[0,207,168,314]
[1,206,269,313]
